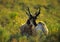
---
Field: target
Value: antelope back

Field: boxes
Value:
[35,21,48,36]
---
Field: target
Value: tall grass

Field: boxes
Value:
[0,0,59,42]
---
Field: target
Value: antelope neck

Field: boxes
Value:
[33,20,37,26]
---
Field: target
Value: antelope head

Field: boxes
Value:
[25,7,41,26]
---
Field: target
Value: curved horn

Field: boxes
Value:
[25,7,32,18]
[34,7,41,19]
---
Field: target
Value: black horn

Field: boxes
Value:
[25,7,33,18]
[34,7,41,19]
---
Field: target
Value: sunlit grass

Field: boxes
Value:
[0,0,59,42]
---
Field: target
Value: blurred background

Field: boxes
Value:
[0,0,60,42]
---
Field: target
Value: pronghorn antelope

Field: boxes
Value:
[20,7,48,37]
[20,7,40,37]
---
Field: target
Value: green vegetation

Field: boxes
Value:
[0,0,60,42]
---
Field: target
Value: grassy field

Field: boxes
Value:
[0,0,60,42]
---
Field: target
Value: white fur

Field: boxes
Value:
[35,21,48,36]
